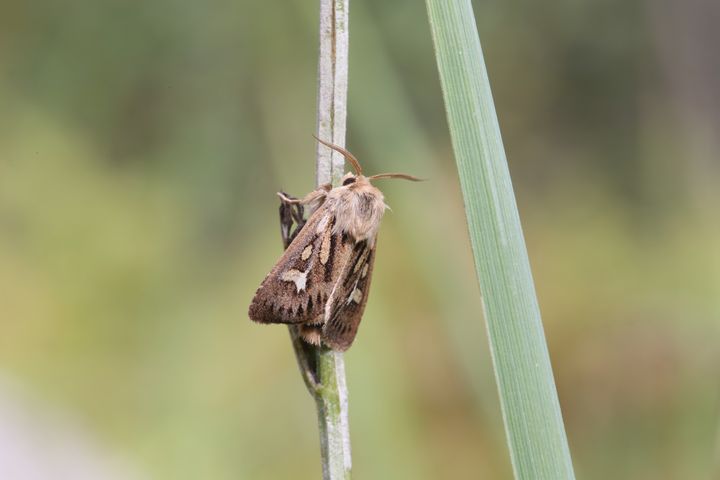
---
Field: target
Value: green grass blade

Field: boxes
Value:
[425,1,576,478]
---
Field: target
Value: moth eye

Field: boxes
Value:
[342,177,356,186]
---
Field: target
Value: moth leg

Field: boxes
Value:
[278,192,305,249]
[276,183,330,206]
[278,184,331,246]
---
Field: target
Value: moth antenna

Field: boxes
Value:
[313,135,363,175]
[367,173,425,182]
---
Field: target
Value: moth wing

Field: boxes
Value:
[248,206,332,324]
[321,240,376,351]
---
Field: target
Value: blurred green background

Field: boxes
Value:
[1,0,718,479]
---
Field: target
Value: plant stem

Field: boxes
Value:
[425,1,575,479]
[314,348,352,480]
[315,0,349,187]
[286,0,353,479]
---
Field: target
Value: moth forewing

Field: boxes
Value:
[321,242,376,351]
[248,201,332,325]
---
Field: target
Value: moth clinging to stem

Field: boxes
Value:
[248,137,422,351]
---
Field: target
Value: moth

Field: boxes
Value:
[248,137,421,351]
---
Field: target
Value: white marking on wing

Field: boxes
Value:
[280,269,307,292]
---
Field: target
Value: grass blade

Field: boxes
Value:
[425,1,576,478]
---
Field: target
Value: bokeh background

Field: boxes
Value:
[1,0,719,479]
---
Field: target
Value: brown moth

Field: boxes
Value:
[248,137,421,351]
